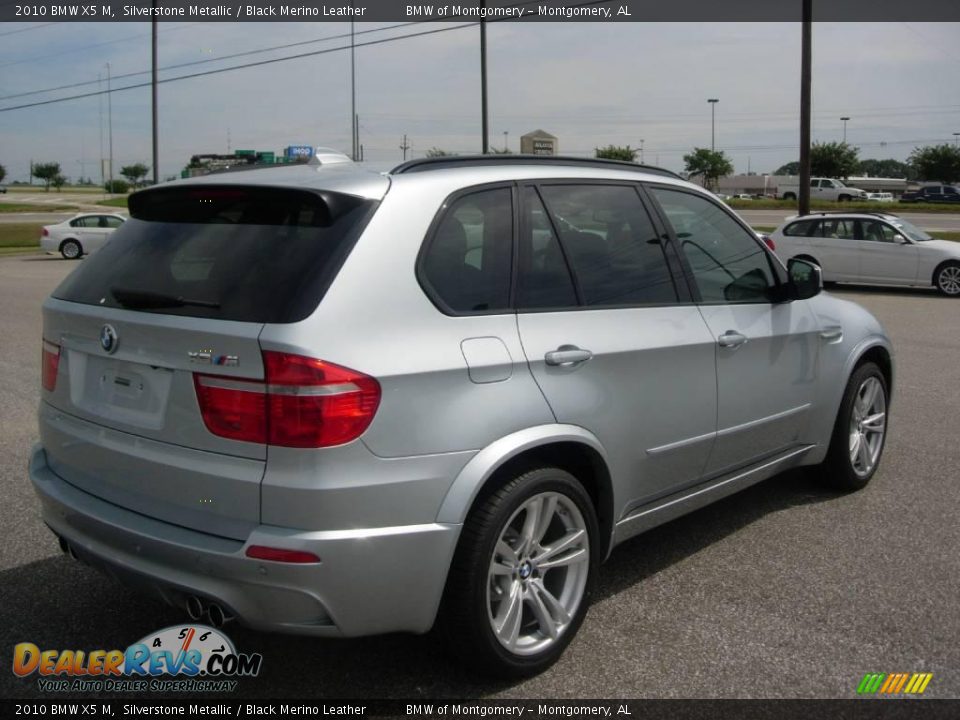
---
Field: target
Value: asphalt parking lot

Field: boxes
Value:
[1,254,958,700]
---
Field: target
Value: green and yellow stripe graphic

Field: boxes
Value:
[857,672,933,695]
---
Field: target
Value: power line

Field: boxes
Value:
[0,22,59,37]
[0,21,423,101]
[0,22,481,113]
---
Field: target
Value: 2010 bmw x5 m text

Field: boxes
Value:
[30,153,893,677]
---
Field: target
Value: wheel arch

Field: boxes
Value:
[436,426,615,559]
[932,258,960,289]
[851,342,894,401]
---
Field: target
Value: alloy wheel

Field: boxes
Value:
[848,376,886,478]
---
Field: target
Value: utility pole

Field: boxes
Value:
[480,7,489,154]
[400,134,411,161]
[799,0,812,216]
[151,7,159,184]
[350,16,357,161]
[953,132,959,146]
[841,116,850,143]
[639,138,644,163]
[98,73,105,186]
[708,98,719,151]
[106,62,114,190]
[503,131,508,152]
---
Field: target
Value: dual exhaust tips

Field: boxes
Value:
[57,535,232,629]
[185,595,232,628]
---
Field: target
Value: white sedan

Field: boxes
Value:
[41,213,126,259]
[770,212,960,296]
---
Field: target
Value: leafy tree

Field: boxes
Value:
[104,179,130,193]
[858,158,916,180]
[773,161,800,176]
[595,145,637,162]
[425,148,456,158]
[683,148,733,189]
[0,163,6,184]
[52,174,67,192]
[121,163,150,188]
[908,144,960,184]
[32,162,61,192]
[810,141,860,178]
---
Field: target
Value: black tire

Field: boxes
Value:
[933,261,960,297]
[818,362,888,492]
[60,239,82,260]
[783,192,797,201]
[438,467,599,678]
[838,194,851,202]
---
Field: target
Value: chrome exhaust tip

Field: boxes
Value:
[207,603,232,628]
[185,596,205,621]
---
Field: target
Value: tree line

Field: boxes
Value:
[6,162,153,193]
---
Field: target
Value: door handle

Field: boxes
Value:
[819,325,843,341]
[717,331,748,348]
[544,345,593,366]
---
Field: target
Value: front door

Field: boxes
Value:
[648,186,820,477]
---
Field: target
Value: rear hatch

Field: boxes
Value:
[40,183,378,539]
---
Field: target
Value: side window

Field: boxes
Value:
[783,219,817,236]
[104,216,124,229]
[537,184,678,307]
[420,187,512,314]
[70,217,92,228]
[860,221,897,243]
[517,187,577,309]
[651,187,777,304]
[820,219,857,239]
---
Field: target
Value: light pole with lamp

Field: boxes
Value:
[841,116,850,142]
[707,98,719,151]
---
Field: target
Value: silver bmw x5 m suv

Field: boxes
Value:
[30,152,893,677]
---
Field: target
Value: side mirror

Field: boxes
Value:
[787,258,822,300]
[893,234,908,244]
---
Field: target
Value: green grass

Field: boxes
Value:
[727,198,960,214]
[0,202,74,213]
[96,197,129,208]
[0,223,42,248]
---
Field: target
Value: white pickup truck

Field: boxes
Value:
[777,177,868,202]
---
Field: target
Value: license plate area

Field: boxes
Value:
[68,350,173,430]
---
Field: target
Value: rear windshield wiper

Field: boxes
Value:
[111,287,221,309]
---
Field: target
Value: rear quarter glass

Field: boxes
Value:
[52,185,378,324]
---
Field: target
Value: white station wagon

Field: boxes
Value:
[770,212,960,296]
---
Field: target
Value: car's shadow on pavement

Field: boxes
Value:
[1,469,842,700]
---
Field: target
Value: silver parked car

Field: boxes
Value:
[30,153,893,677]
[40,213,126,259]
[770,211,960,296]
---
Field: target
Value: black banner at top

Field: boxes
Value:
[3,0,960,23]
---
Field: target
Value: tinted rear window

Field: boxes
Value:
[52,185,376,323]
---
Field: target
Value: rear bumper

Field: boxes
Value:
[29,444,461,637]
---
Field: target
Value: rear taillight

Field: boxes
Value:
[193,351,380,448]
[41,340,60,391]
[245,545,321,563]
[761,234,776,251]
[41,228,49,237]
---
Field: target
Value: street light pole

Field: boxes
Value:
[954,132,960,146]
[707,98,719,151]
[151,7,159,185]
[639,138,644,163]
[503,131,508,152]
[841,116,850,143]
[106,62,114,190]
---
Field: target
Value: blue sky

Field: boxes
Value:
[1,21,958,181]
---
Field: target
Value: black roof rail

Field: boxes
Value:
[390,154,683,180]
[804,210,899,218]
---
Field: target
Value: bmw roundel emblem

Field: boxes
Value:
[99,324,118,354]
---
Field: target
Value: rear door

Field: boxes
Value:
[648,186,819,476]
[807,218,860,280]
[516,182,717,512]
[41,184,378,538]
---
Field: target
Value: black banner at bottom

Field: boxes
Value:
[4,699,960,719]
